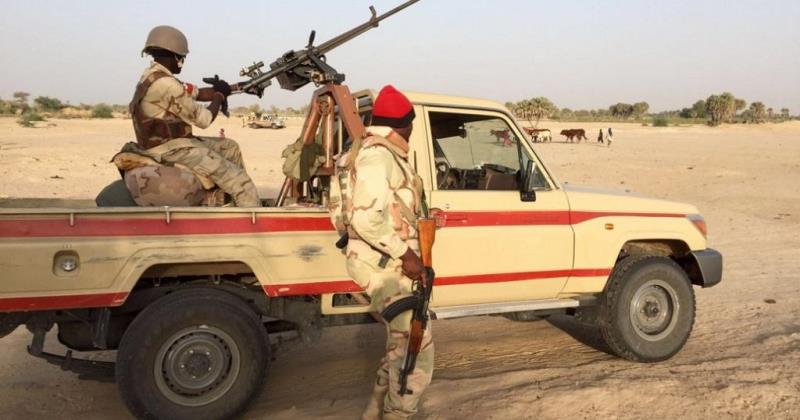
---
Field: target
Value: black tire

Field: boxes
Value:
[598,255,695,362]
[0,313,21,338]
[116,288,269,420]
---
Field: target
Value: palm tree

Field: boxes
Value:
[527,97,557,127]
[749,102,766,123]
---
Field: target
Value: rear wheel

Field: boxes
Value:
[598,255,695,362]
[116,289,269,420]
[0,313,23,338]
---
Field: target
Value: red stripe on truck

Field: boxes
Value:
[0,211,685,238]
[0,216,334,238]
[0,292,129,312]
[263,268,613,296]
[0,268,614,311]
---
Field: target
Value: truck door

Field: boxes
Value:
[421,107,573,306]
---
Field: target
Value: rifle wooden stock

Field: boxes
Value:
[407,319,424,350]
[398,218,436,395]
[418,218,436,267]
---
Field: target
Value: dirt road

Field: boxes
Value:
[1,117,798,419]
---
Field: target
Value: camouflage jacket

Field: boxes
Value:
[329,126,422,264]
[132,62,213,148]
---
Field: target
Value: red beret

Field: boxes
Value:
[372,85,415,128]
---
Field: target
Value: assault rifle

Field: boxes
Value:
[381,217,436,395]
[229,0,421,98]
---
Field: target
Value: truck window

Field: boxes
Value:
[430,111,545,191]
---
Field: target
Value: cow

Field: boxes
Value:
[524,127,552,143]
[560,129,588,142]
[490,129,513,147]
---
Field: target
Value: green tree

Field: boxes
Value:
[610,103,635,119]
[513,99,531,123]
[705,95,728,126]
[734,98,747,118]
[0,98,12,114]
[691,100,707,118]
[12,91,30,112]
[780,108,790,120]
[247,104,262,115]
[632,102,650,118]
[720,92,737,122]
[12,91,30,104]
[91,103,114,119]
[526,97,557,126]
[34,96,64,112]
[748,102,766,123]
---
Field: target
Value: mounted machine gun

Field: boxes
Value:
[227,0,421,206]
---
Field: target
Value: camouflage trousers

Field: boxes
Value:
[346,246,434,419]
[149,137,260,207]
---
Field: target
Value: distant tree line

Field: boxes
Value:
[506,93,794,126]
[1,91,131,126]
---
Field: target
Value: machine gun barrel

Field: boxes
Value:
[315,0,420,54]
[233,0,420,97]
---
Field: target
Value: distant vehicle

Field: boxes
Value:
[244,113,286,129]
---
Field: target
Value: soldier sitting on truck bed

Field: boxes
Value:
[122,25,260,207]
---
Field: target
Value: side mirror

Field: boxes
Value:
[520,160,537,202]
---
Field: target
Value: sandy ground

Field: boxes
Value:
[0,116,799,419]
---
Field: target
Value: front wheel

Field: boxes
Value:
[116,288,269,420]
[598,255,695,362]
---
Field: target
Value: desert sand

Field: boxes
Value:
[0,116,798,419]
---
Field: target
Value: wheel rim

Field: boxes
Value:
[154,325,241,407]
[629,279,680,342]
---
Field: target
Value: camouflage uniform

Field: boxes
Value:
[330,126,434,419]
[128,62,259,207]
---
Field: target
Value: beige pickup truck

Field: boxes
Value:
[0,91,721,419]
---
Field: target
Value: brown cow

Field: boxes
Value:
[560,129,588,142]
[490,129,513,147]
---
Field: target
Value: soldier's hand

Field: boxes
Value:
[203,75,232,97]
[399,247,425,281]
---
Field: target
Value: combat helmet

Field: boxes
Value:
[142,25,189,56]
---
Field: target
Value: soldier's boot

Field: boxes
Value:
[361,378,389,420]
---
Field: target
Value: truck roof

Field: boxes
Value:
[355,89,508,113]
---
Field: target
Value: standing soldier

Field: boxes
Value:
[329,86,433,419]
[129,25,260,207]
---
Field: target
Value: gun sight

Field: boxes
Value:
[240,61,265,78]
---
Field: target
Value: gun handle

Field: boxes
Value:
[418,218,436,267]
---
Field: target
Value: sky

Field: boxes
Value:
[1,0,798,113]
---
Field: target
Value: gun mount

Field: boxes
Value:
[232,0,420,98]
